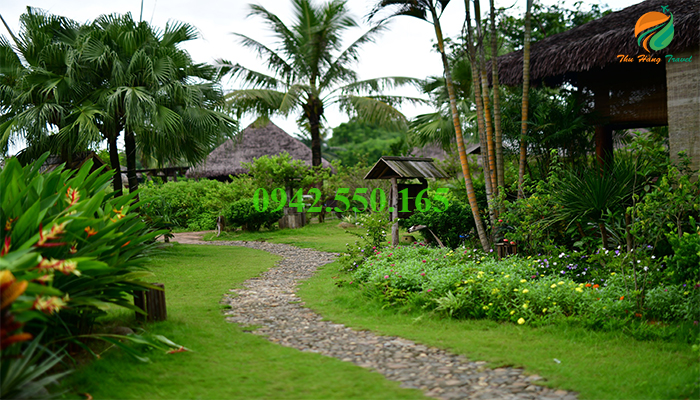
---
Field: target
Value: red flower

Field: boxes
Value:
[1,237,10,256]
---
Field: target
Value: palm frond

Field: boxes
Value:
[339,95,408,131]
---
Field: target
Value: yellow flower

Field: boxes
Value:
[553,302,557,305]
[510,310,516,315]
[542,308,547,313]
[520,279,526,283]
[505,274,510,278]
[522,289,529,294]
[488,279,494,282]
[575,287,583,293]
[550,284,557,288]
[517,318,525,325]
[522,304,528,309]
[683,291,689,295]
[514,288,519,292]
[483,305,489,310]
[611,272,616,276]
[558,281,564,285]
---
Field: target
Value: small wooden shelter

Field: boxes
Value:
[493,0,699,172]
[365,156,449,246]
[187,121,332,180]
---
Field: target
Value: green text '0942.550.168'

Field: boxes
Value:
[253,188,449,213]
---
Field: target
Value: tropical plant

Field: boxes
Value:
[0,153,163,343]
[0,9,236,195]
[369,0,490,251]
[220,0,422,169]
[518,0,532,197]
[81,12,237,194]
[1,333,71,400]
[0,9,99,166]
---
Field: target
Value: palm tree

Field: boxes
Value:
[370,0,491,251]
[518,0,533,198]
[0,9,102,165]
[220,0,421,168]
[81,13,237,194]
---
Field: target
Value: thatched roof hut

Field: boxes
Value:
[493,0,699,172]
[494,0,698,87]
[186,121,332,180]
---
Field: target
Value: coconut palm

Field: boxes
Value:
[518,0,533,198]
[370,0,491,251]
[219,0,422,168]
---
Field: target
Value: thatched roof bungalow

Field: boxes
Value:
[492,0,699,172]
[186,121,332,180]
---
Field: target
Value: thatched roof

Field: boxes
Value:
[495,0,699,86]
[186,121,331,179]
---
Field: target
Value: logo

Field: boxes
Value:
[634,6,674,52]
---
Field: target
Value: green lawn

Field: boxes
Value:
[205,219,359,253]
[61,244,426,400]
[63,222,699,399]
[298,261,700,400]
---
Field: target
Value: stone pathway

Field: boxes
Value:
[171,235,577,400]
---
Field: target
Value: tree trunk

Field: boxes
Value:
[431,8,490,252]
[473,0,498,200]
[108,130,123,196]
[490,0,505,190]
[125,128,139,199]
[304,96,324,167]
[518,0,533,199]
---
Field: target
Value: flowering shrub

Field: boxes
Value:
[338,212,391,272]
[0,154,163,345]
[349,245,700,331]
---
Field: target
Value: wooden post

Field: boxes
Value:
[134,283,167,322]
[391,177,399,247]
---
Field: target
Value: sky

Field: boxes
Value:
[2,0,641,155]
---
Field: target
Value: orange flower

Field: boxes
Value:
[35,257,80,276]
[166,346,189,354]
[65,187,80,207]
[37,222,67,247]
[85,226,97,238]
[4,217,18,231]
[121,241,131,248]
[32,295,67,315]
[593,284,599,289]
[619,296,625,301]
[585,283,591,287]
[1,270,28,310]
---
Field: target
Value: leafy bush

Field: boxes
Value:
[0,153,162,344]
[401,192,475,248]
[225,199,283,231]
[139,176,255,230]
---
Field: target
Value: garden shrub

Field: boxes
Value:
[401,192,475,248]
[139,176,255,230]
[225,198,283,231]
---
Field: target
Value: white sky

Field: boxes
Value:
[2,0,639,155]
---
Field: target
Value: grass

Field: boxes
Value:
[205,219,358,253]
[61,244,426,400]
[297,261,700,400]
